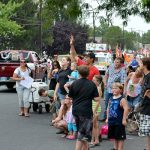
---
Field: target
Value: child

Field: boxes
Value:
[89,75,103,148]
[52,95,77,140]
[38,89,60,121]
[64,62,79,94]
[106,82,128,150]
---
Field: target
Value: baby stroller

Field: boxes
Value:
[29,81,50,114]
[126,105,140,134]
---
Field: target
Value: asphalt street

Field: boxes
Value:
[0,86,147,150]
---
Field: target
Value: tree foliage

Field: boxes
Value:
[47,21,88,55]
[0,1,23,49]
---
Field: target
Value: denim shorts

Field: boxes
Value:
[67,123,77,132]
[127,95,141,108]
[57,92,65,101]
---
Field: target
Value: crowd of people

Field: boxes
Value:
[12,35,150,150]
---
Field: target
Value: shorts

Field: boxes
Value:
[108,125,126,140]
[74,115,93,142]
[57,92,65,101]
[127,95,141,108]
[139,114,150,136]
[68,123,77,132]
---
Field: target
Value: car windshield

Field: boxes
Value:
[0,51,31,62]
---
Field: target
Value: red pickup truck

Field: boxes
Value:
[0,50,45,89]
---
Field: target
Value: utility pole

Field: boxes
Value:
[122,23,125,51]
[93,11,96,42]
[39,0,42,54]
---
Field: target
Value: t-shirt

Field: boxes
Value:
[140,72,150,115]
[69,70,79,82]
[14,67,31,87]
[77,58,100,80]
[57,68,72,95]
[68,78,99,118]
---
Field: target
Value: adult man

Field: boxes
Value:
[102,57,127,121]
[69,65,100,150]
[138,57,150,150]
[70,35,99,80]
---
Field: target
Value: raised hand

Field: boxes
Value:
[70,34,74,46]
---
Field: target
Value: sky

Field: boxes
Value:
[84,0,150,33]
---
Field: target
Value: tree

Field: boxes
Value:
[47,21,88,55]
[142,30,150,44]
[0,1,23,49]
[103,26,122,49]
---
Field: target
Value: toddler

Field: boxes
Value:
[64,62,79,93]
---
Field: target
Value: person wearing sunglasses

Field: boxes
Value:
[11,59,32,117]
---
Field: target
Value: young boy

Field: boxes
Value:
[38,89,60,121]
[64,62,79,94]
[106,82,129,150]
[68,65,100,150]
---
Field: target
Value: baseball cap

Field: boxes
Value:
[86,52,95,60]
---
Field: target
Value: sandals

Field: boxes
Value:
[24,113,30,117]
[89,143,100,148]
[18,112,24,116]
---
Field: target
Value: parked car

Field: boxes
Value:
[0,50,46,89]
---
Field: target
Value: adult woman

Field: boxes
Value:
[124,67,143,109]
[48,61,61,90]
[11,59,32,117]
[54,57,71,103]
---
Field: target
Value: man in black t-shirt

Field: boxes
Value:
[138,57,150,150]
[69,65,99,150]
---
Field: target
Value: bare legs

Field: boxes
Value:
[75,140,89,150]
[114,140,124,150]
[147,136,150,150]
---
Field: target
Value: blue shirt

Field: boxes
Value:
[108,96,124,125]
[69,70,79,82]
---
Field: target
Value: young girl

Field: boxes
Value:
[106,82,129,150]
[90,75,103,147]
[52,95,77,140]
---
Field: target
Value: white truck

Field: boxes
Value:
[86,43,113,75]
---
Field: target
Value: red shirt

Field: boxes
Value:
[77,58,100,80]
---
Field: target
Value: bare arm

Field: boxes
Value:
[105,103,110,123]
[124,72,133,94]
[104,71,109,87]
[120,98,129,126]
[11,73,24,81]
[52,104,64,123]
[54,82,60,101]
[70,35,78,62]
